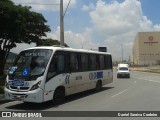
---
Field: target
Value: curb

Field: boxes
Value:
[0,99,13,105]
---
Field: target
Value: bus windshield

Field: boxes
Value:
[8,49,52,80]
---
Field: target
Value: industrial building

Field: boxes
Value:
[132,32,160,65]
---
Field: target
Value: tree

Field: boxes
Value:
[0,0,50,75]
[38,38,68,47]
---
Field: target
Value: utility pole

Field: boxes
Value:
[121,44,123,63]
[60,0,64,46]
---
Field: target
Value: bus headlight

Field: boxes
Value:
[30,81,41,91]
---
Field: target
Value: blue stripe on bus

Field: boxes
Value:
[97,71,103,79]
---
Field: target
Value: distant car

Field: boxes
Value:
[117,64,130,78]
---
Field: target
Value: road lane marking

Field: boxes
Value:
[111,89,128,98]
[135,78,160,84]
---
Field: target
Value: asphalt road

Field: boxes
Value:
[1,70,160,120]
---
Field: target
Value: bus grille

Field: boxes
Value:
[10,86,30,91]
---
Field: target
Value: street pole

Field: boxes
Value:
[121,44,123,63]
[60,0,64,46]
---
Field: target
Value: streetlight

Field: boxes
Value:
[60,0,64,46]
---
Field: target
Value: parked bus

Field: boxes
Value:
[5,46,113,103]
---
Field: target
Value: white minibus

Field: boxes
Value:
[5,46,113,104]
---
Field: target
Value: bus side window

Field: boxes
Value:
[47,52,65,81]
[57,54,65,73]
[105,55,112,69]
[81,54,88,71]
[47,56,57,80]
[99,55,105,70]
[96,55,100,70]
[69,53,78,72]
[89,54,96,71]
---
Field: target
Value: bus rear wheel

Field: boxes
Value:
[53,88,65,105]
[95,81,102,92]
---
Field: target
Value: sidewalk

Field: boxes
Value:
[0,93,6,104]
[130,65,160,73]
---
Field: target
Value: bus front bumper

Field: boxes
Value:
[4,88,44,103]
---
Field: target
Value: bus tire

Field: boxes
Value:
[95,81,102,92]
[53,88,65,105]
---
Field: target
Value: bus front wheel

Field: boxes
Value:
[53,88,65,105]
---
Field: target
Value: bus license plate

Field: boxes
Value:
[13,96,22,101]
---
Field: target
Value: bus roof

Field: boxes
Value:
[23,46,112,55]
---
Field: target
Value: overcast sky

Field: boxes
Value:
[11,0,160,61]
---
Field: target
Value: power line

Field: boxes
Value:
[15,3,60,6]
[63,0,71,17]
